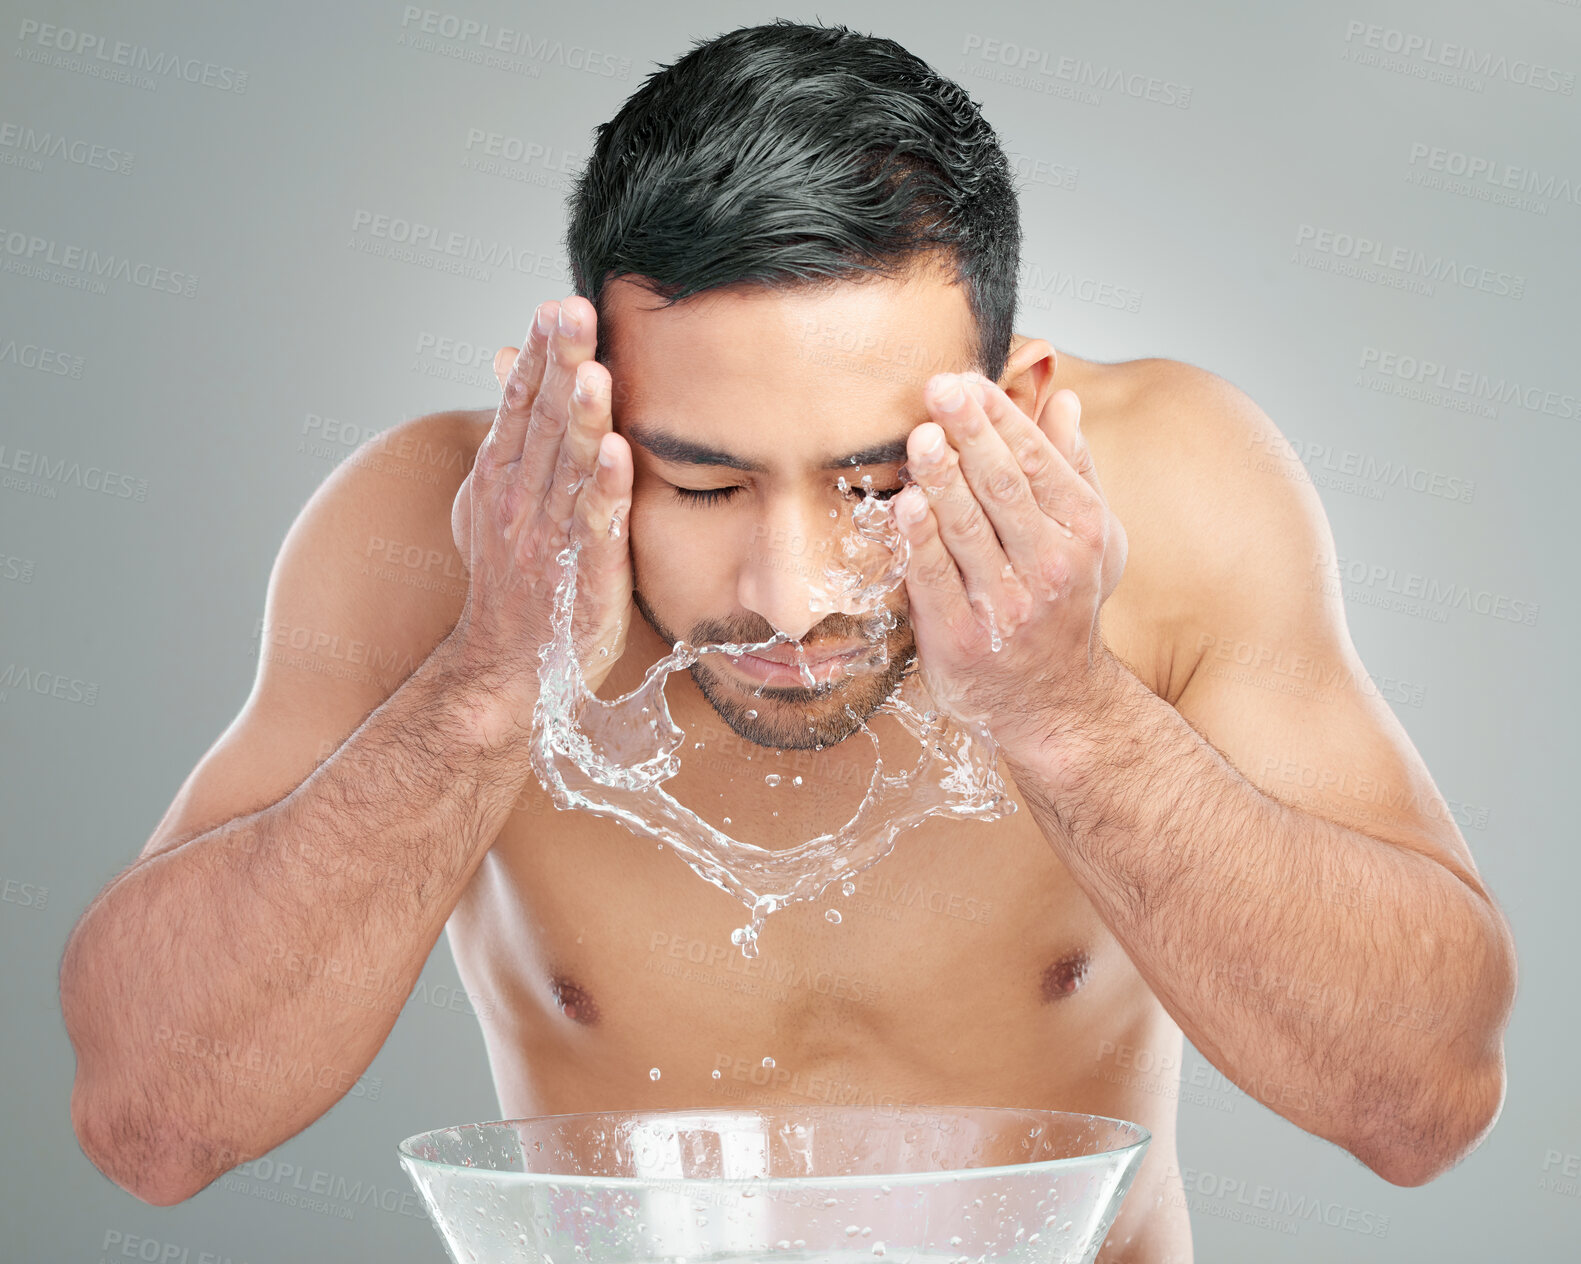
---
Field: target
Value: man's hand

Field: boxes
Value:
[446,296,635,703]
[893,371,1127,753]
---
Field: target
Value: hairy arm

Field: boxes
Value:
[59,413,535,1205]
[999,366,1516,1186]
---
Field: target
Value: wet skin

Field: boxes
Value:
[422,270,1199,1262]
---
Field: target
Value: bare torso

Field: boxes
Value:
[387,351,1198,1262]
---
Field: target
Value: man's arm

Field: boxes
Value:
[59,412,532,1206]
[996,366,1516,1187]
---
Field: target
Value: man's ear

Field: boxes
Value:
[998,335,1058,427]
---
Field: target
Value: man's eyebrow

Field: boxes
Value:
[623,421,910,472]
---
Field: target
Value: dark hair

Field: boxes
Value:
[565,19,1021,380]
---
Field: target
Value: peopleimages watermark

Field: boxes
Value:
[1357,345,1578,422]
[1540,1147,1581,1198]
[13,19,249,93]
[348,208,572,285]
[216,1150,427,1223]
[0,550,36,583]
[460,127,583,192]
[0,120,132,175]
[1291,224,1525,301]
[0,225,199,298]
[0,442,148,502]
[411,329,498,392]
[1170,1162,1390,1238]
[1405,142,1581,217]
[1316,551,1540,627]
[0,661,99,706]
[1341,20,1576,95]
[1247,429,1474,507]
[0,336,84,378]
[96,1228,254,1264]
[397,7,630,80]
[959,34,1192,108]
[1018,258,1142,314]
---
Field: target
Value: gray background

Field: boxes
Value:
[1,0,1576,1259]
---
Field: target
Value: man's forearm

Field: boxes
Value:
[62,638,536,1204]
[998,651,1513,1185]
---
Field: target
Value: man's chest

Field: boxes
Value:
[447,734,1152,1083]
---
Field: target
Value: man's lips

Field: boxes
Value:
[724,644,866,684]
[741,643,865,667]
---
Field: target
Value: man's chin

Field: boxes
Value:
[690,650,914,751]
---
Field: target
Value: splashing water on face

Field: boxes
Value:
[528,474,1017,956]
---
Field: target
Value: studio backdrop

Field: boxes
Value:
[1,1,1575,1261]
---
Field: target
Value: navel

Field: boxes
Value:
[550,975,600,1026]
[1040,950,1091,1002]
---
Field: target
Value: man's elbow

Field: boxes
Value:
[1362,1057,1507,1188]
[73,1081,212,1207]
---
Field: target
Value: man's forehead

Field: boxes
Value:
[597,268,977,370]
[596,270,977,473]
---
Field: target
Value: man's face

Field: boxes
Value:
[600,265,980,752]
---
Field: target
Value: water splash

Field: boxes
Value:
[528,477,1016,956]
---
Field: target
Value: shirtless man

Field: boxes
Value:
[61,21,1514,1264]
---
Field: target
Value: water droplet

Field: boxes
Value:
[525,485,1015,959]
[648,1067,661,1080]
[761,1056,775,1068]
[842,881,856,897]
[746,709,758,719]
[871,1243,886,1256]
[711,1069,721,1080]
[825,908,842,924]
[764,773,782,787]
[792,775,803,786]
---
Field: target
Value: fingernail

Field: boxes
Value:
[535,305,554,337]
[916,425,945,459]
[896,487,928,524]
[558,303,580,337]
[597,436,616,468]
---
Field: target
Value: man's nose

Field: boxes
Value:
[736,508,841,642]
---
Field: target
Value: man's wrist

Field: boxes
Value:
[995,645,1133,792]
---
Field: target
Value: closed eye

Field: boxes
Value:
[668,482,903,506]
[669,484,745,506]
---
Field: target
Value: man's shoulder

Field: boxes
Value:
[285,406,495,662]
[1071,355,1327,697]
